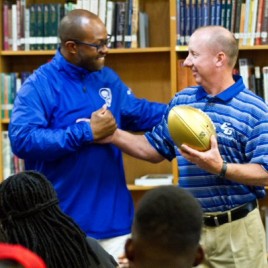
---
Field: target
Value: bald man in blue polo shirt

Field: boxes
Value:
[103,26,268,268]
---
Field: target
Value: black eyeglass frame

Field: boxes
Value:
[70,34,112,51]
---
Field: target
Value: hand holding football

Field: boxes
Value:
[167,106,216,151]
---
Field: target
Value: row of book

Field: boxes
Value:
[2,131,24,180]
[1,72,31,120]
[238,58,268,102]
[2,0,147,51]
[1,59,268,121]
[176,0,268,46]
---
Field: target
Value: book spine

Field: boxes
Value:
[131,0,139,48]
[178,0,185,46]
[202,0,210,26]
[234,0,242,39]
[262,66,268,103]
[90,0,99,15]
[190,0,197,34]
[255,0,265,45]
[261,0,268,44]
[125,0,133,48]
[16,0,22,50]
[29,4,36,50]
[98,0,107,24]
[115,2,127,48]
[2,131,12,179]
[35,4,44,50]
[12,4,18,51]
[230,0,237,33]
[254,66,264,99]
[185,0,191,45]
[225,0,232,31]
[106,1,116,48]
[3,1,9,50]
[249,0,258,46]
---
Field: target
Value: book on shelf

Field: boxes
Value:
[115,1,127,48]
[230,0,237,33]
[2,131,13,180]
[234,0,242,39]
[202,0,211,26]
[262,66,268,103]
[196,0,203,28]
[261,0,268,45]
[12,3,18,51]
[98,0,107,24]
[124,0,132,48]
[190,0,197,36]
[139,11,149,48]
[255,0,265,45]
[35,4,44,50]
[134,174,173,186]
[238,58,255,90]
[2,1,10,50]
[249,0,258,46]
[177,0,185,45]
[131,0,139,48]
[106,1,116,48]
[1,131,25,180]
[225,0,233,31]
[254,66,264,99]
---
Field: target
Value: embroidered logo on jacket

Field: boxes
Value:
[99,88,112,107]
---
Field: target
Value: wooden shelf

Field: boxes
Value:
[0,47,171,56]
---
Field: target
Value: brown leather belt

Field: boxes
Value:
[203,199,257,227]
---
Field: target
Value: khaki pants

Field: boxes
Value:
[197,208,267,268]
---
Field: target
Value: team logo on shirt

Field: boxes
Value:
[220,122,233,135]
[99,88,112,107]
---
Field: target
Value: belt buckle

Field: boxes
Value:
[204,214,220,227]
[213,216,220,226]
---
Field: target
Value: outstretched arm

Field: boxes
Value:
[110,129,165,163]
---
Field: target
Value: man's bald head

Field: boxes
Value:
[58,9,105,44]
[191,26,239,68]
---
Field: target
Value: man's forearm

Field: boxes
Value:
[112,129,164,163]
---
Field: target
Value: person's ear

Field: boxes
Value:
[215,51,225,67]
[64,41,78,54]
[125,238,135,262]
[192,245,205,266]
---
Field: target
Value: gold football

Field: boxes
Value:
[167,106,216,151]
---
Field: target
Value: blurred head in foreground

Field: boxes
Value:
[125,186,204,268]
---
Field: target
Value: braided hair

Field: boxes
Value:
[0,171,100,268]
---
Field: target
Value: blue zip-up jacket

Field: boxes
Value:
[9,50,167,239]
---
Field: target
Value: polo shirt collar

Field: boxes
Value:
[196,75,245,102]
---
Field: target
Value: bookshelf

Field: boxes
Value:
[1,0,268,208]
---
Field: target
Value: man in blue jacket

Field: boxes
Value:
[8,9,166,262]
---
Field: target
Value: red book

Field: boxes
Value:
[255,0,265,45]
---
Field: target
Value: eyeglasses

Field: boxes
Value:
[72,35,112,51]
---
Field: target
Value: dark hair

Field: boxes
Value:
[133,186,203,255]
[0,260,23,268]
[0,171,99,268]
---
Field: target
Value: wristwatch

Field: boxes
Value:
[219,160,227,178]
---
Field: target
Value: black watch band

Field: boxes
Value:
[219,160,227,178]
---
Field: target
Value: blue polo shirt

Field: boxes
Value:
[146,75,268,212]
